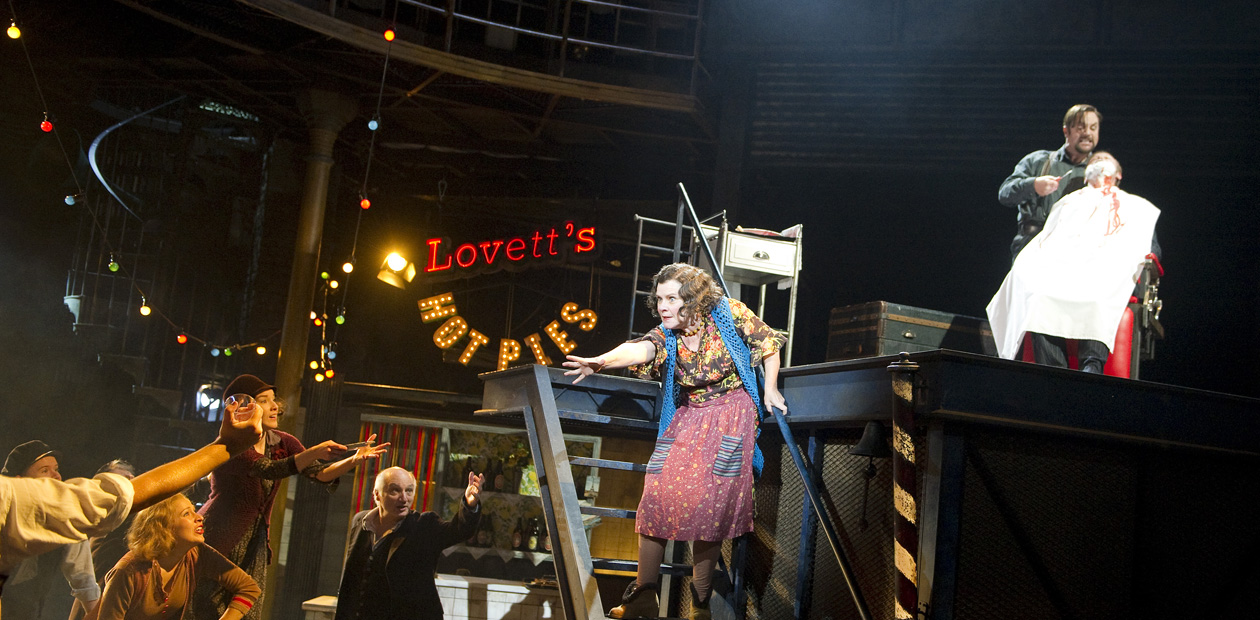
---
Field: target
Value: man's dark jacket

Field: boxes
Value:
[335,502,479,620]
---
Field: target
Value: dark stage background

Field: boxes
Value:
[1,0,1258,478]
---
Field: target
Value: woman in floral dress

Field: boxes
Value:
[564,263,786,620]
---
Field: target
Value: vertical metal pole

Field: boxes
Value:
[784,230,802,366]
[689,0,706,99]
[794,432,822,618]
[677,184,725,292]
[888,353,921,620]
[559,0,573,77]
[444,0,455,52]
[673,194,685,263]
[919,422,965,620]
[628,217,645,340]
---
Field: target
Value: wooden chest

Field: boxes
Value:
[826,301,998,361]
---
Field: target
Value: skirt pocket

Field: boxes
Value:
[712,434,745,477]
[645,437,675,475]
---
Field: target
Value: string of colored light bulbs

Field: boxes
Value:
[6,5,278,357]
[309,19,400,383]
[9,6,403,375]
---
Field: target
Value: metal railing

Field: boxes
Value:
[328,0,708,96]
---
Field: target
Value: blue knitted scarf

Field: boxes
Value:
[659,298,765,477]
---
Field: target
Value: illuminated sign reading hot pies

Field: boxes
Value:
[424,221,597,278]
[418,293,599,370]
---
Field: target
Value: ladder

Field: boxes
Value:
[476,364,739,620]
[626,202,726,341]
[627,185,801,366]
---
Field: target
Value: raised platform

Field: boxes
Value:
[762,350,1260,619]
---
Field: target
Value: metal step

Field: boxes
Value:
[581,505,636,520]
[592,558,692,577]
[570,457,647,473]
[475,407,659,432]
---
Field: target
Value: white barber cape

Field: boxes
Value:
[988,185,1160,360]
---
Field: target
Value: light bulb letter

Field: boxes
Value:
[433,316,469,349]
[560,302,599,331]
[544,320,577,354]
[459,329,490,366]
[498,339,522,371]
[524,333,552,366]
[418,292,458,323]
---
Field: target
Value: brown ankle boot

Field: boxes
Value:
[690,583,711,620]
[608,582,659,619]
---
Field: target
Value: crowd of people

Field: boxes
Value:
[0,371,490,620]
[0,107,1161,619]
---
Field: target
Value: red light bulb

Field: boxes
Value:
[325,368,336,378]
[176,334,188,344]
[384,30,395,42]
[40,120,53,133]
[359,197,371,210]
[314,318,324,326]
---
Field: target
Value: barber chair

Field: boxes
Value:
[1020,254,1164,378]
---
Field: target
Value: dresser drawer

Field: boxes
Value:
[723,232,798,279]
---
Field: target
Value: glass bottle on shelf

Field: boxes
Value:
[512,517,524,550]
[527,517,540,552]
[476,513,493,548]
[493,457,507,492]
[541,521,551,552]
[503,455,519,494]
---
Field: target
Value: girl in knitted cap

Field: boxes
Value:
[191,375,388,619]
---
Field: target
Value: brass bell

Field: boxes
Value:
[849,421,891,459]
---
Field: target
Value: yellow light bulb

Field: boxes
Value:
[256,346,267,355]
[139,304,151,316]
[342,262,354,274]
[6,22,20,40]
[386,252,408,272]
[309,360,319,369]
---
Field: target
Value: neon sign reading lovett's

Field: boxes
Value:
[424,222,597,276]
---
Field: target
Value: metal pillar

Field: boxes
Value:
[274,89,357,413]
[888,353,920,620]
[265,88,356,620]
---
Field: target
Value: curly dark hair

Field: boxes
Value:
[645,263,724,324]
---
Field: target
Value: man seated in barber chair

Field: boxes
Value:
[987,151,1162,374]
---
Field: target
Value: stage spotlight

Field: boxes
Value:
[377,252,416,289]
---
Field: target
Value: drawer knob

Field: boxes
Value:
[752,250,770,260]
[903,330,915,339]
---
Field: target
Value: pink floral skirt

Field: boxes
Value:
[635,389,757,542]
